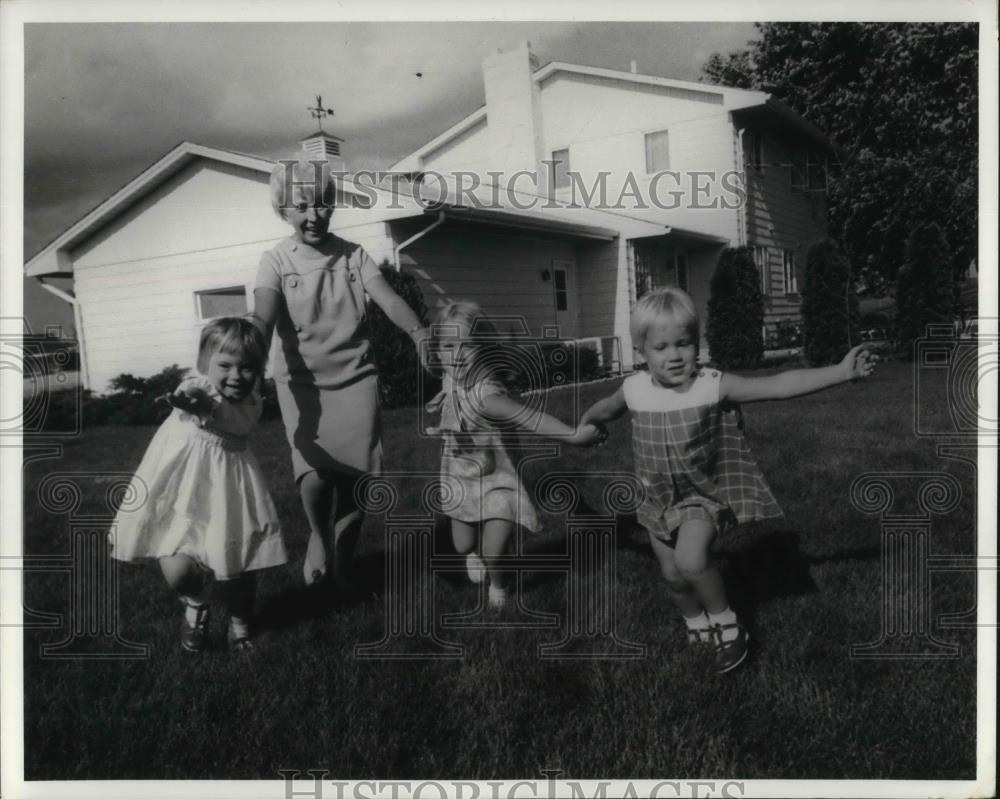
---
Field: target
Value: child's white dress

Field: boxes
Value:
[429,374,541,532]
[623,368,782,543]
[110,376,286,579]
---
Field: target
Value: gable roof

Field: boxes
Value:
[24,141,418,277]
[391,59,837,172]
[25,142,274,277]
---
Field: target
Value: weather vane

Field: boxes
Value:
[307,94,335,132]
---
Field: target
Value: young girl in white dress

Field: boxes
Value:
[426,301,604,608]
[110,317,286,652]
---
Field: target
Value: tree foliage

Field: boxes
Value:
[706,247,764,369]
[702,23,977,293]
[801,240,859,366]
[895,223,955,354]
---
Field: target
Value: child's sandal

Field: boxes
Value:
[180,600,211,653]
[709,622,750,674]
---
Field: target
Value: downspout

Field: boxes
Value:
[36,278,90,391]
[735,127,748,247]
[393,211,446,270]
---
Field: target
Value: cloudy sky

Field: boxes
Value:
[18,19,756,330]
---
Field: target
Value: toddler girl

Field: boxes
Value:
[580,288,876,673]
[110,317,286,652]
[426,301,603,608]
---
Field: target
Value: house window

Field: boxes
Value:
[748,130,764,174]
[634,245,654,300]
[551,148,570,190]
[781,250,798,295]
[196,286,248,320]
[553,268,568,311]
[753,245,770,296]
[645,129,670,173]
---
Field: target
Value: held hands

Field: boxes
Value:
[841,344,879,382]
[566,421,608,447]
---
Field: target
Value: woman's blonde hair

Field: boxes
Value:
[629,288,700,351]
[268,154,338,218]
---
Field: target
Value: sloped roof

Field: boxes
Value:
[391,59,837,171]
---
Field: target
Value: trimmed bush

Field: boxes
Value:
[895,223,955,355]
[366,262,434,409]
[801,239,860,365]
[706,246,764,369]
[504,341,603,393]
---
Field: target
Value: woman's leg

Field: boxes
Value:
[300,470,336,584]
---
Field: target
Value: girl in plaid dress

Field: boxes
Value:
[580,288,876,672]
[426,301,604,608]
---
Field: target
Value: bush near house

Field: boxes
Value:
[895,223,955,356]
[801,239,860,366]
[707,246,764,369]
[367,262,436,409]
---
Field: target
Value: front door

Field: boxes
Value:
[551,260,577,338]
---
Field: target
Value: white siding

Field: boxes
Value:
[740,117,829,335]
[400,226,575,336]
[539,72,740,243]
[72,159,395,391]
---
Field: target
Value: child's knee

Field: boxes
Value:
[674,549,710,581]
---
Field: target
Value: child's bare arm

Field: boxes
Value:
[721,344,878,403]
[480,392,576,438]
[580,388,628,426]
[163,383,215,417]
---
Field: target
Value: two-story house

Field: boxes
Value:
[25,41,836,392]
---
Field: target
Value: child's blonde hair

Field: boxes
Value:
[268,154,338,218]
[630,288,700,351]
[197,317,268,376]
[433,301,501,384]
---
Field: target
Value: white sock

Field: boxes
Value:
[707,608,740,642]
[684,612,710,631]
[183,599,208,627]
[488,584,509,608]
[228,616,250,639]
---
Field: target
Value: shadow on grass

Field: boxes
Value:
[254,550,388,631]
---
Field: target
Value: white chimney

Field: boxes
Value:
[482,41,545,191]
[630,60,638,74]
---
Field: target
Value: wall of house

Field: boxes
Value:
[740,117,829,337]
[420,116,490,175]
[398,224,577,337]
[71,159,396,390]
[538,72,741,243]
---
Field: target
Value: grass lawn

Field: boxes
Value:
[21,359,978,781]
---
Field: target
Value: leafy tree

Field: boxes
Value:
[702,23,977,293]
[895,223,955,354]
[801,240,859,365]
[706,247,764,369]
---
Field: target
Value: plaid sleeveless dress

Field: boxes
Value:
[623,369,782,543]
